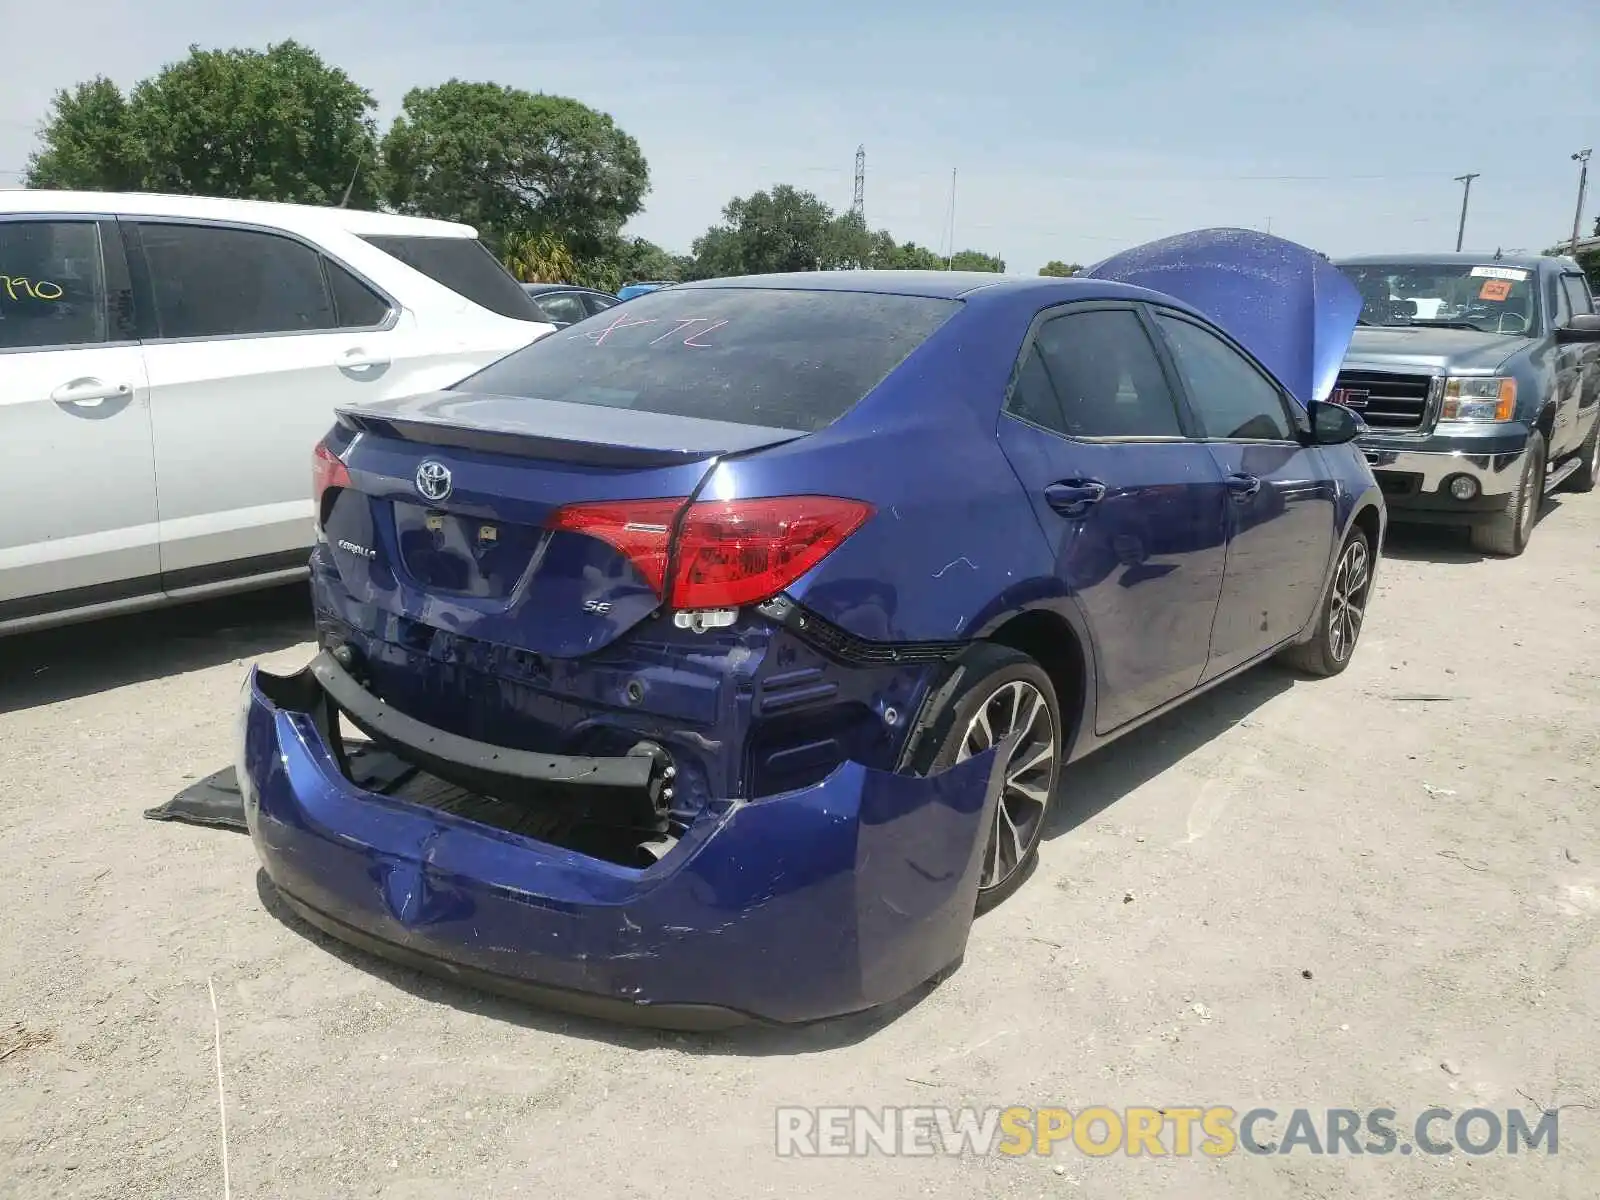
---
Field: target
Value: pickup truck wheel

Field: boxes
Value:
[1469,431,1545,557]
[909,645,1061,915]
[1566,416,1599,493]
[1279,528,1372,678]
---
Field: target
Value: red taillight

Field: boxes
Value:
[312,441,352,528]
[672,497,873,608]
[547,498,686,594]
[547,495,873,609]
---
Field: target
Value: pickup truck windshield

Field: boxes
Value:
[1337,263,1537,335]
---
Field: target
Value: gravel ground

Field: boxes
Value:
[2,495,1598,1200]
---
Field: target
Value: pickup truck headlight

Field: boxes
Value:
[1441,376,1516,422]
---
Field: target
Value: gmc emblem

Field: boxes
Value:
[1328,387,1369,409]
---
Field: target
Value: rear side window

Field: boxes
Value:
[326,259,391,328]
[454,287,961,432]
[362,235,545,322]
[135,223,334,339]
[0,219,108,350]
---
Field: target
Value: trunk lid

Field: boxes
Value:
[321,391,806,657]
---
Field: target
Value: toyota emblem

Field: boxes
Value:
[415,459,452,502]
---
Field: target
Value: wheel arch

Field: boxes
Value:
[976,600,1095,757]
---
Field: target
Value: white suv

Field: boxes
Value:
[0,191,556,634]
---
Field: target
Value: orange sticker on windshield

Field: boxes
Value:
[1479,279,1512,301]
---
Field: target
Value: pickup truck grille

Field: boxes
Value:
[1331,370,1435,432]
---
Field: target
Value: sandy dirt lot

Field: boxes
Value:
[2,495,1598,1200]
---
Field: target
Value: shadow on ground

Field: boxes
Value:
[248,661,1296,1054]
[0,584,313,715]
[1042,665,1295,841]
[1379,497,1565,564]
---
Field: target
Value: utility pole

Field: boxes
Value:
[339,151,365,208]
[1571,149,1591,256]
[1453,173,1479,252]
[851,145,865,223]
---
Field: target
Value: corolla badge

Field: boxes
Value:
[415,459,452,502]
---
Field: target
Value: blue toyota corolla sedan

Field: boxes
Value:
[238,229,1384,1029]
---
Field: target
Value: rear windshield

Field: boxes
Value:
[452,287,960,432]
[361,235,546,322]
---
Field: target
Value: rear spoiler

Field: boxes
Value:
[334,392,807,469]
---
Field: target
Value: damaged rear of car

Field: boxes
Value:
[239,282,1022,1027]
[239,239,1374,1027]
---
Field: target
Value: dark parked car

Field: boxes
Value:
[1329,253,1600,555]
[240,229,1383,1028]
[520,282,619,326]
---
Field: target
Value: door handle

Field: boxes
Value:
[50,378,132,407]
[338,348,390,370]
[1225,473,1262,499]
[1044,479,1107,516]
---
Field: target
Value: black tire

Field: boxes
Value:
[1566,414,1600,494]
[907,644,1062,914]
[1279,527,1373,678]
[1469,431,1545,557]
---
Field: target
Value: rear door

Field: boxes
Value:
[994,303,1231,733]
[1150,309,1337,679]
[127,219,429,580]
[0,215,158,619]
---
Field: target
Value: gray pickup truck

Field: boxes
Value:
[1328,253,1600,555]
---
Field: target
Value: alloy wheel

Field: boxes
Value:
[955,680,1057,892]
[1327,539,1371,663]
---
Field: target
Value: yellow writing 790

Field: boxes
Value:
[0,276,65,301]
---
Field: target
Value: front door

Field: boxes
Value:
[1150,309,1337,679]
[995,303,1231,733]
[1555,272,1600,456]
[0,216,158,619]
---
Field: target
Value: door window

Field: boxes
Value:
[134,222,335,340]
[1005,308,1183,438]
[1561,274,1594,317]
[1549,273,1573,330]
[534,292,587,325]
[583,292,619,316]
[1155,314,1295,440]
[0,220,108,350]
[326,258,391,328]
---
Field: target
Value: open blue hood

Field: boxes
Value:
[1084,228,1362,409]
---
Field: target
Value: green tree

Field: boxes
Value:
[876,240,948,270]
[687,185,846,278]
[25,78,143,191]
[29,42,380,207]
[1039,260,1083,277]
[502,231,578,284]
[949,249,1006,272]
[381,81,648,257]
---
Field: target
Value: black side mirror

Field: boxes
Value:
[1555,312,1600,343]
[1306,398,1363,445]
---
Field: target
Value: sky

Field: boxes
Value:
[1,0,1596,273]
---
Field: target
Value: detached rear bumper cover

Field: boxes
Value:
[240,661,1006,1028]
